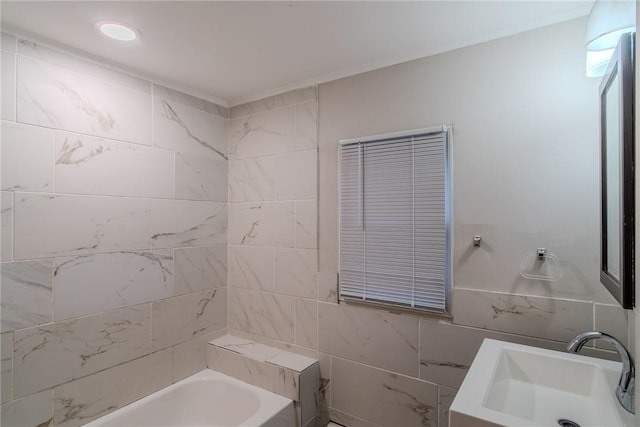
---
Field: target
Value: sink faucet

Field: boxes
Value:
[567,331,635,414]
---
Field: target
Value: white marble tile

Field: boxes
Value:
[295,101,318,150]
[151,288,227,351]
[1,389,53,427]
[228,245,275,291]
[54,250,173,320]
[332,357,438,427]
[1,259,53,332]
[14,193,150,259]
[1,121,55,192]
[1,33,16,53]
[228,157,276,202]
[268,351,317,373]
[228,288,295,343]
[329,409,382,427]
[594,303,629,350]
[14,304,150,398]
[17,55,151,145]
[229,106,296,159]
[151,199,227,249]
[55,131,173,198]
[175,152,227,201]
[1,332,12,404]
[228,201,295,247]
[318,302,419,376]
[275,150,317,200]
[438,386,457,427]
[210,335,283,364]
[295,200,317,249]
[153,96,227,160]
[230,87,317,119]
[452,288,593,342]
[172,330,227,383]
[152,84,228,118]
[275,248,317,298]
[298,364,320,426]
[318,271,339,303]
[174,245,226,296]
[295,298,318,349]
[207,345,278,392]
[317,353,331,427]
[276,367,299,400]
[1,192,12,261]
[418,318,567,389]
[1,51,16,121]
[53,348,172,427]
[18,38,150,93]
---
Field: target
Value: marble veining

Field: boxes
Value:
[151,200,227,249]
[228,106,296,159]
[275,248,317,298]
[53,349,172,427]
[13,305,150,397]
[15,193,151,259]
[1,50,16,121]
[228,157,276,202]
[17,38,150,94]
[295,298,318,349]
[318,302,419,376]
[151,288,227,351]
[160,99,227,160]
[17,56,151,145]
[1,259,53,332]
[381,382,435,426]
[153,97,227,160]
[1,331,13,404]
[228,246,275,291]
[452,288,593,342]
[2,121,55,192]
[228,288,294,342]
[53,251,173,320]
[55,132,174,198]
[228,202,295,247]
[331,356,438,427]
[1,192,13,262]
[175,152,228,202]
[174,246,227,296]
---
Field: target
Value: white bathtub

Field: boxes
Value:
[83,369,296,427]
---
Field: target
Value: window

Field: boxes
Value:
[339,126,451,313]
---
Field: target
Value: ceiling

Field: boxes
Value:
[1,1,593,106]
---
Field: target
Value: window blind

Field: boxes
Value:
[339,128,450,312]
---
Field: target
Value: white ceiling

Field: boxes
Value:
[1,1,593,106]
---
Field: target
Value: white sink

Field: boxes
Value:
[449,339,636,427]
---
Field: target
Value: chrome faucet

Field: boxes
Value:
[567,331,635,414]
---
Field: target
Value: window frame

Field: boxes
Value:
[337,125,453,315]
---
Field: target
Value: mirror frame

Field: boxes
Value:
[600,32,635,309]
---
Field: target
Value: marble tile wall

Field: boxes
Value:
[226,19,634,427]
[227,87,319,356]
[0,34,228,426]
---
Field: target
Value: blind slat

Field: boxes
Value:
[339,129,450,312]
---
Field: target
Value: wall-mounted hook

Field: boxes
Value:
[537,248,546,261]
[473,236,482,247]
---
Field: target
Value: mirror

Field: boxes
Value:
[600,32,635,309]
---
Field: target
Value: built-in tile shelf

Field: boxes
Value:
[208,335,319,427]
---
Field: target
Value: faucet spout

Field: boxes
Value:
[567,331,635,414]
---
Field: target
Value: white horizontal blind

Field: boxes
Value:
[339,129,449,312]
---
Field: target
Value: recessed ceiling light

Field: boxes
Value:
[97,21,140,42]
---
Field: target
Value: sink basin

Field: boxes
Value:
[449,339,635,427]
